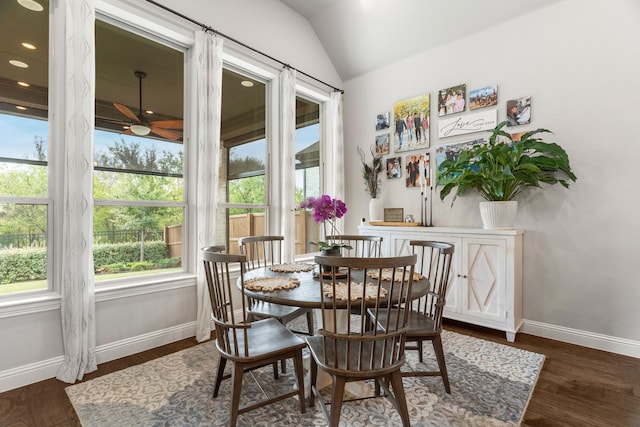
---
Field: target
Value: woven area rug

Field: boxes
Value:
[66,330,544,426]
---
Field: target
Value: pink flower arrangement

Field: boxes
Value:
[299,194,347,223]
[298,195,351,251]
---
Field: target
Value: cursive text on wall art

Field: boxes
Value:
[438,109,497,138]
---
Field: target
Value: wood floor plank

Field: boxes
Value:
[1,323,638,427]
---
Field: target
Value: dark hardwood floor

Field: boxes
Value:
[1,321,638,426]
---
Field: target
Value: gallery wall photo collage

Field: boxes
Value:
[371,83,532,190]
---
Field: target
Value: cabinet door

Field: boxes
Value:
[461,237,506,322]
[390,233,461,314]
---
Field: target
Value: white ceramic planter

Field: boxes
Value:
[369,197,384,222]
[479,201,518,230]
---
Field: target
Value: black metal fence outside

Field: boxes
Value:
[0,230,163,249]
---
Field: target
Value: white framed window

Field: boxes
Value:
[293,95,322,255]
[92,17,188,285]
[0,0,51,297]
[0,0,338,303]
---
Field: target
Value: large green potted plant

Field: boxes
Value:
[438,121,577,229]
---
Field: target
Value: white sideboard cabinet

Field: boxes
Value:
[359,225,523,342]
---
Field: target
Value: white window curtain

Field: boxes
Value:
[280,67,297,262]
[195,31,224,342]
[328,91,345,202]
[56,0,98,383]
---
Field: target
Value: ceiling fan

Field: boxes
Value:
[113,71,183,141]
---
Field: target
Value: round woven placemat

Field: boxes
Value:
[367,268,423,282]
[322,282,387,301]
[244,276,300,292]
[269,263,314,273]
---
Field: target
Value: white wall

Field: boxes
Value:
[0,0,341,393]
[343,0,640,346]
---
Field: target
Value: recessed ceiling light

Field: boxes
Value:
[17,81,30,87]
[9,59,29,68]
[16,106,28,111]
[21,42,37,50]
[240,80,254,88]
[145,110,154,115]
[17,0,44,12]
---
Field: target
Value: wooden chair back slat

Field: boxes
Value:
[408,240,455,332]
[238,235,283,271]
[202,249,252,358]
[315,254,416,373]
[325,235,383,258]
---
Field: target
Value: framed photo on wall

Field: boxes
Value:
[375,134,390,155]
[375,112,390,131]
[393,93,430,153]
[437,83,466,117]
[435,138,485,183]
[404,152,430,189]
[386,156,402,179]
[506,96,531,126]
[469,85,498,110]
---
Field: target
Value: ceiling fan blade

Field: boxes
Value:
[150,127,182,141]
[114,102,140,123]
[149,120,183,129]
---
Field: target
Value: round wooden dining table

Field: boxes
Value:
[239,263,431,309]
[240,262,431,395]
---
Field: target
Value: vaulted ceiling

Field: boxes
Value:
[279,0,562,81]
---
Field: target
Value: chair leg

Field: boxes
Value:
[272,362,279,380]
[213,356,227,398]
[417,339,424,363]
[277,319,287,374]
[330,375,346,427]
[230,362,244,427]
[389,371,411,427]
[306,310,314,335]
[432,334,451,393]
[292,351,306,414]
[309,357,317,407]
[364,310,373,332]
[374,375,389,397]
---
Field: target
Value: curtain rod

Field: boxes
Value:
[144,0,344,94]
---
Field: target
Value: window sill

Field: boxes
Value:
[0,292,62,319]
[0,273,198,318]
[96,272,197,302]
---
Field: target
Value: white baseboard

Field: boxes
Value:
[94,321,197,364]
[522,319,640,359]
[0,321,197,393]
[0,354,65,394]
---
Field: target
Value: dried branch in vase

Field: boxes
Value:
[357,145,384,199]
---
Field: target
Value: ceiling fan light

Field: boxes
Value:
[17,0,44,12]
[130,124,151,136]
[9,59,29,68]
